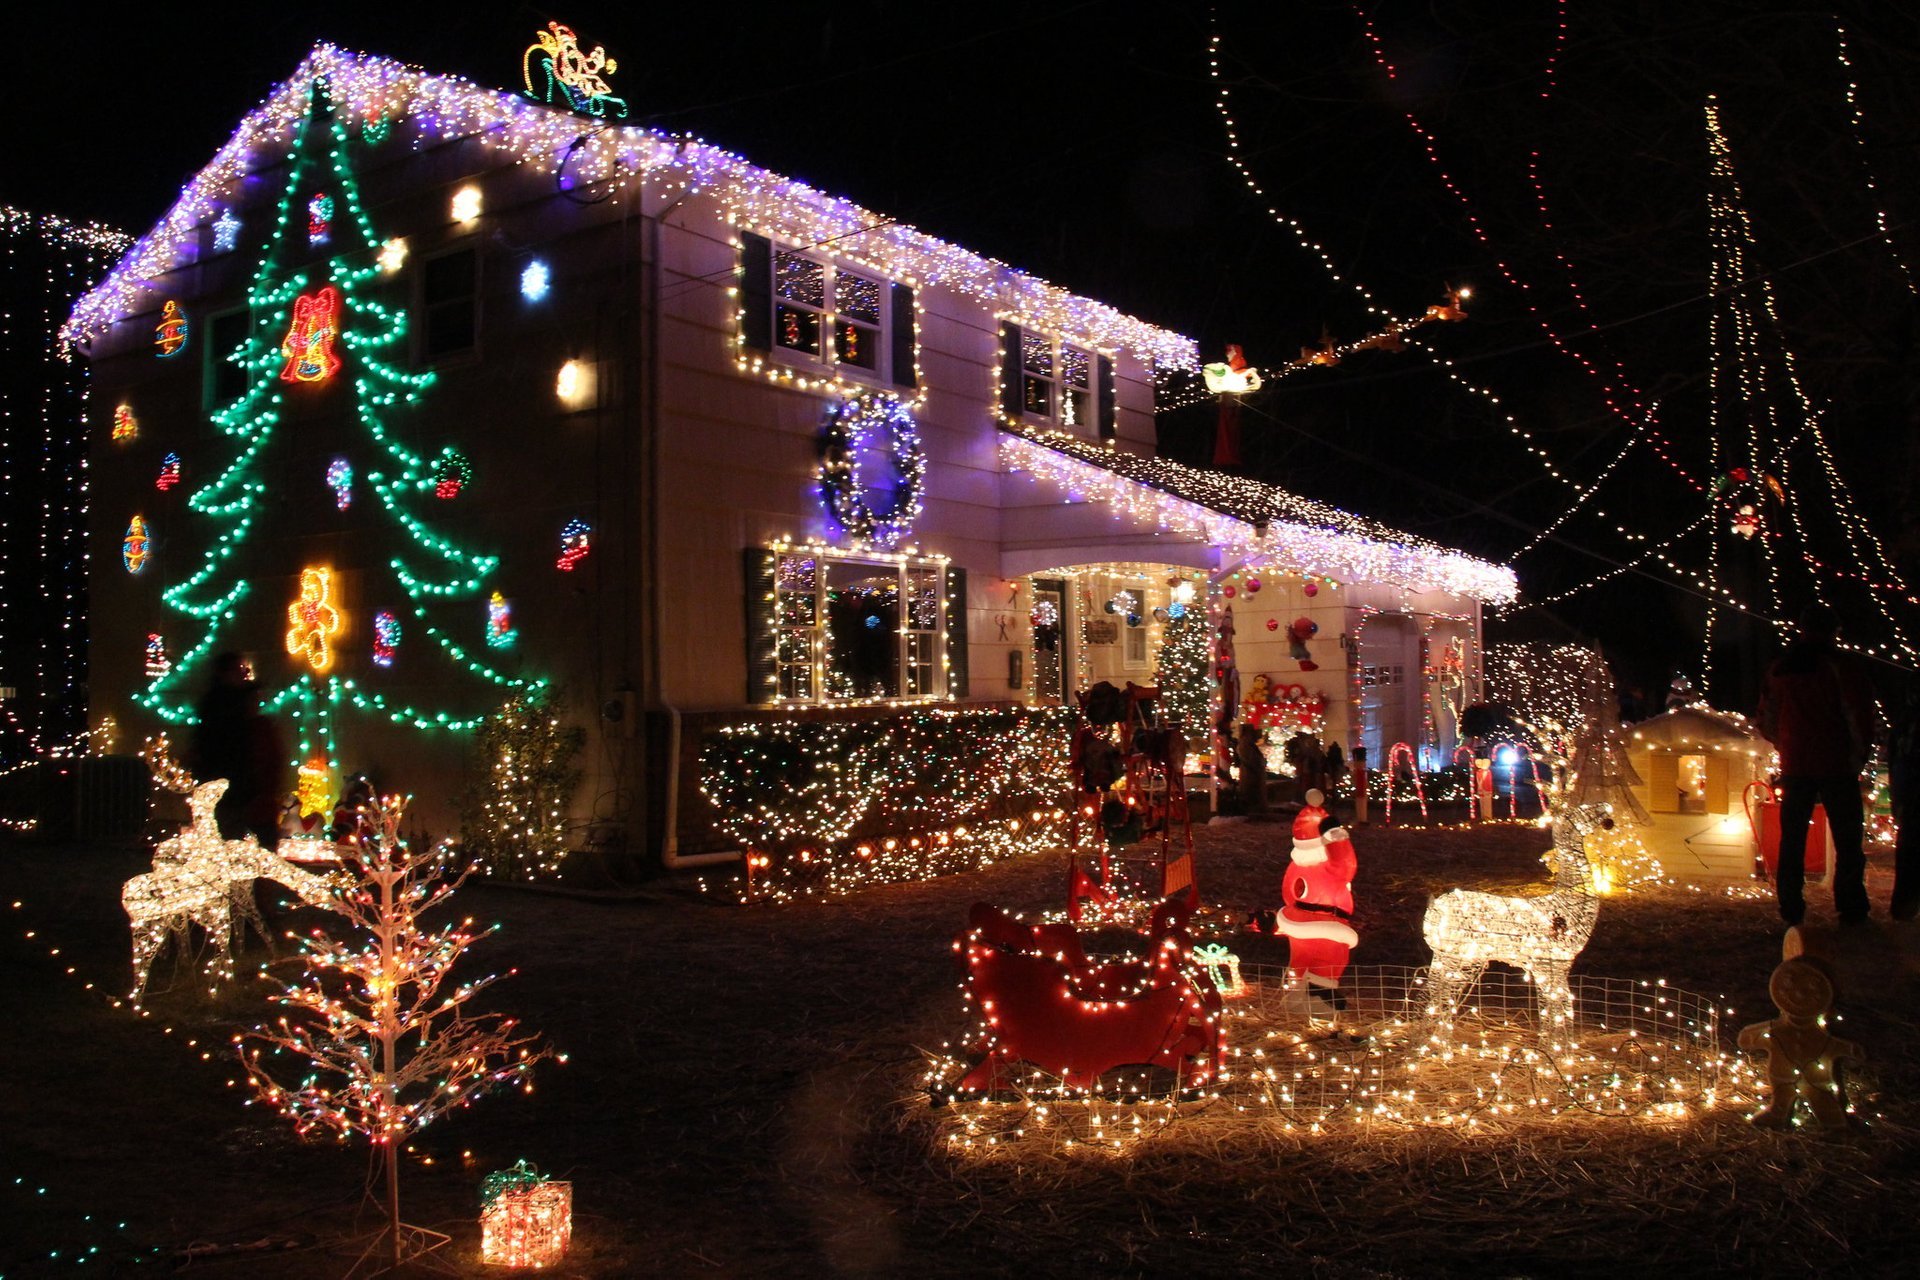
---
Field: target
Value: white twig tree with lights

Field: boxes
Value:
[237,795,559,1271]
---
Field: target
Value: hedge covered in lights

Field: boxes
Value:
[697,705,1077,898]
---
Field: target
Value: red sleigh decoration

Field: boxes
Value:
[950,896,1223,1094]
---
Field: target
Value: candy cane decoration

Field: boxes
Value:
[1383,741,1428,824]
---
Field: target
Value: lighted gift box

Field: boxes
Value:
[480,1169,571,1268]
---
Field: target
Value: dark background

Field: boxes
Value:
[9,0,1919,711]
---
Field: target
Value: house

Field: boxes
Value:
[69,40,1516,879]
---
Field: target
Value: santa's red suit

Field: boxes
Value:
[1272,789,1358,995]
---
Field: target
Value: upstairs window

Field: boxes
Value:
[420,246,478,362]
[739,232,915,390]
[999,322,1115,441]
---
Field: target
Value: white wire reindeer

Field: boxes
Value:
[1420,804,1606,1034]
[122,779,341,998]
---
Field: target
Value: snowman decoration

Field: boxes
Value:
[1271,789,1359,1009]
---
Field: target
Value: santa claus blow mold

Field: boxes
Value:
[1273,788,1358,1006]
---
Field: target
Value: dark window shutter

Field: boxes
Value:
[944,565,970,699]
[743,546,779,703]
[740,232,772,352]
[1097,353,1116,442]
[889,282,916,388]
[999,322,1023,418]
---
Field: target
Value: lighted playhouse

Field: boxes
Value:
[1624,706,1774,882]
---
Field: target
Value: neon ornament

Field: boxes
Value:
[522,21,626,119]
[144,634,171,681]
[285,566,344,674]
[155,300,188,357]
[112,403,138,442]
[123,516,152,574]
[372,611,400,667]
[556,519,591,571]
[326,457,353,509]
[212,208,241,253]
[433,447,471,499]
[280,285,342,383]
[487,592,517,649]
[156,453,182,492]
[307,193,333,244]
[521,260,551,301]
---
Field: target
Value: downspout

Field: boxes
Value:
[643,156,738,870]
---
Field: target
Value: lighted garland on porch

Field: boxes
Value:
[817,392,926,549]
[696,706,1075,901]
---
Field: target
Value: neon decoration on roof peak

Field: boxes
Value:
[63,44,1198,369]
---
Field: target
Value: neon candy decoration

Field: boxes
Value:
[556,519,590,571]
[308,193,333,244]
[326,457,353,509]
[280,285,342,383]
[123,516,151,574]
[285,566,344,674]
[372,611,400,667]
[487,592,517,649]
[112,403,138,442]
[156,453,182,492]
[154,300,188,356]
[433,447,471,499]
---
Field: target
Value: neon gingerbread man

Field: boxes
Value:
[285,567,343,673]
[280,286,342,384]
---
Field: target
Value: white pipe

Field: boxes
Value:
[659,703,740,869]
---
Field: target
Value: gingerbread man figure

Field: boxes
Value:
[1737,951,1863,1131]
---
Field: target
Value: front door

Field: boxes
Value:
[1032,578,1068,705]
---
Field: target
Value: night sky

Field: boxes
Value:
[10,1,1918,708]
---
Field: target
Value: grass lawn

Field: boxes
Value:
[3,813,1917,1277]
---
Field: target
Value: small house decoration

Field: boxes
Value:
[479,1160,573,1268]
[1625,705,1771,881]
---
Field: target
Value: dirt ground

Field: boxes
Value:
[3,809,1918,1278]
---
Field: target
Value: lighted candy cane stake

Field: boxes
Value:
[1381,741,1428,824]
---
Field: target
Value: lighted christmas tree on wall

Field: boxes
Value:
[137,78,539,794]
[237,794,559,1270]
[459,688,585,880]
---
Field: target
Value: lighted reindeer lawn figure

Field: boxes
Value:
[949,894,1223,1095]
[1420,803,1605,1035]
[1067,681,1196,923]
[122,779,342,998]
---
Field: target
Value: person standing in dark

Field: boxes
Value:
[191,652,284,849]
[1325,741,1346,797]
[1885,682,1920,921]
[1756,606,1875,925]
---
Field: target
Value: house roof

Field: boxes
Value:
[1000,425,1519,603]
[1626,704,1763,748]
[62,45,1198,370]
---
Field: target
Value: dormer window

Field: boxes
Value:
[999,322,1115,440]
[738,232,915,391]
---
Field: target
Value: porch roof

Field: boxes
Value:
[999,426,1519,605]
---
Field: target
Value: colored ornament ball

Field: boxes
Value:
[123,516,152,574]
[434,447,472,500]
[1304,580,1318,597]
[1223,585,1236,598]
[556,519,591,571]
[1266,618,1279,631]
[156,453,182,492]
[326,458,353,509]
[1246,578,1261,593]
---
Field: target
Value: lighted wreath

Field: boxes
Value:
[817,393,926,549]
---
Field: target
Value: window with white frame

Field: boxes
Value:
[770,248,884,372]
[1000,321,1114,439]
[773,549,948,701]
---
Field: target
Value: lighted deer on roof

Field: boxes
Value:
[1420,804,1606,1035]
[122,779,342,998]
